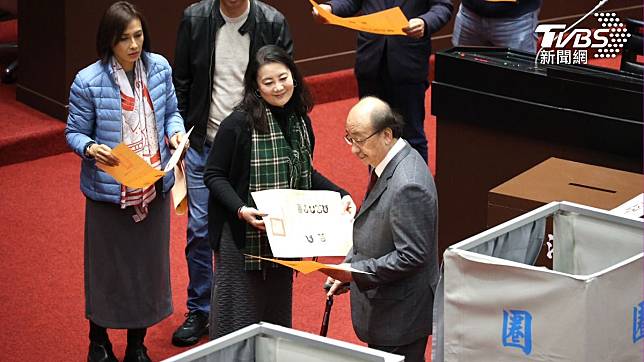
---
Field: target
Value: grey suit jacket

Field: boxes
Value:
[348,142,439,346]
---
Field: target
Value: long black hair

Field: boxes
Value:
[237,45,313,133]
[96,1,151,64]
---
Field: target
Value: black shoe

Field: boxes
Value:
[171,311,209,346]
[87,341,118,362]
[123,344,151,362]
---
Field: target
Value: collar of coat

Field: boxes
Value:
[210,0,257,36]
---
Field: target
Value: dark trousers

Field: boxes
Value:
[369,335,429,362]
[357,72,429,163]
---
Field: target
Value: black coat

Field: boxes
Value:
[203,109,348,251]
[327,0,453,83]
[173,0,294,151]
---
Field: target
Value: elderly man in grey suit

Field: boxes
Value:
[324,97,439,362]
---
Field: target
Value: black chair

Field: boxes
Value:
[620,18,643,75]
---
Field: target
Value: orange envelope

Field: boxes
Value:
[97,143,165,189]
[97,127,193,190]
[172,162,188,215]
[245,255,372,275]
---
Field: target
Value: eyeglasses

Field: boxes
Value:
[344,129,381,146]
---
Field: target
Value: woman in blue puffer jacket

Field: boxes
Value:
[65,2,185,361]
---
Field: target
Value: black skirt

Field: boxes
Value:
[210,223,293,339]
[84,195,172,329]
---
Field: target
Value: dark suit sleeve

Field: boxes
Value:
[418,0,453,35]
[203,113,246,215]
[325,0,362,17]
[173,10,192,120]
[351,182,437,290]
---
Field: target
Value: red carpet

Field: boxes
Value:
[0,84,68,166]
[307,68,358,105]
[0,18,17,43]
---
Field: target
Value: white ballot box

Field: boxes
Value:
[432,201,644,362]
[162,323,403,362]
[251,189,353,257]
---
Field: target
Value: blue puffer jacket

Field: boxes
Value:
[65,52,186,204]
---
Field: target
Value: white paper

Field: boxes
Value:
[163,127,194,173]
[251,189,353,258]
[325,262,372,274]
[610,193,643,220]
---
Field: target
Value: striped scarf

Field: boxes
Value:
[245,108,313,270]
[112,57,160,222]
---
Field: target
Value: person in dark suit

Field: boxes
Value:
[324,97,439,362]
[312,0,453,163]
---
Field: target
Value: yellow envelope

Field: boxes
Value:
[311,0,408,36]
[97,143,165,189]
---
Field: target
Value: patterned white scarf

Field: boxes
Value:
[112,57,160,222]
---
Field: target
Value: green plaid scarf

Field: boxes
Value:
[244,108,313,270]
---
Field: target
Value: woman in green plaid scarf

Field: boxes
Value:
[203,45,356,340]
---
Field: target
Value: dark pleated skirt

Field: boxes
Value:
[210,223,293,340]
[84,195,172,329]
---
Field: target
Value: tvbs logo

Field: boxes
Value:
[535,12,630,65]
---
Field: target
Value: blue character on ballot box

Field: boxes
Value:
[502,309,533,355]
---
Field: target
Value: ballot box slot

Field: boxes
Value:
[567,182,617,194]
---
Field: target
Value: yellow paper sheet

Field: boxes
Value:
[245,255,372,275]
[311,0,408,36]
[97,143,164,189]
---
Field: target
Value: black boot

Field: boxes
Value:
[171,311,209,346]
[123,328,151,362]
[87,322,117,362]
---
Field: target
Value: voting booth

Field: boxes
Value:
[432,202,644,361]
[163,323,403,362]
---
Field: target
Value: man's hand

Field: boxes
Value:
[402,18,425,39]
[312,3,332,24]
[88,144,119,167]
[239,206,268,231]
[324,276,350,297]
[321,263,353,283]
[341,195,356,218]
